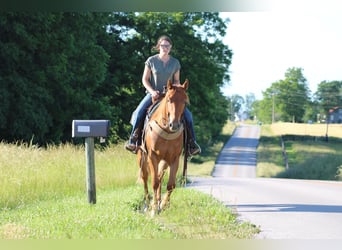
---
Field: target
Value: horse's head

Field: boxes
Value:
[164,79,189,132]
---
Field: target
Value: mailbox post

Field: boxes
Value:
[72,120,110,204]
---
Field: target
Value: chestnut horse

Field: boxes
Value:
[137,79,189,216]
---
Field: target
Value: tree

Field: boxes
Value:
[0,12,232,146]
[258,67,310,123]
[255,88,274,123]
[315,80,342,115]
[0,13,111,144]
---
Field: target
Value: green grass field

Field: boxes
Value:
[257,122,342,180]
[0,122,261,239]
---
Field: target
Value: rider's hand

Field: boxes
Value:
[151,90,160,102]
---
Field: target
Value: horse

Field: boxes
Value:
[137,79,189,216]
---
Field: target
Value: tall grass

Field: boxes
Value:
[0,141,137,209]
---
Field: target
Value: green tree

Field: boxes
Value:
[255,88,274,123]
[0,13,111,144]
[315,80,342,116]
[0,12,232,146]
[258,67,310,123]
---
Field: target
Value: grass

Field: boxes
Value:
[0,186,257,239]
[257,122,342,180]
[256,131,284,178]
[277,141,342,180]
[0,141,138,209]
[0,122,259,239]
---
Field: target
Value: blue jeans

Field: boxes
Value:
[130,93,196,140]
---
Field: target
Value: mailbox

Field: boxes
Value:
[72,120,110,138]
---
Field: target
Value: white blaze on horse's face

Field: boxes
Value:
[166,87,187,132]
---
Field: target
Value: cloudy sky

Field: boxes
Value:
[220,10,342,99]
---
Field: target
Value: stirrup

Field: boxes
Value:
[125,141,137,154]
[189,141,201,156]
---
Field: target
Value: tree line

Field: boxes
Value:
[0,12,232,145]
[236,67,342,124]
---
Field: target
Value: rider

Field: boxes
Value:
[125,35,201,156]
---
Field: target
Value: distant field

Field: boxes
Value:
[271,122,342,138]
[258,122,342,180]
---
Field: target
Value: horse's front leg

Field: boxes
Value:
[160,159,180,211]
[151,174,159,217]
[156,160,168,211]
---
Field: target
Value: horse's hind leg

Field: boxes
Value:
[138,151,150,212]
[142,174,150,212]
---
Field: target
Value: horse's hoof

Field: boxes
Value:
[150,209,157,217]
[160,202,169,211]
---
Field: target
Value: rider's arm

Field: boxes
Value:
[173,70,181,86]
[142,65,160,99]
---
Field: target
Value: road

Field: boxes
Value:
[213,124,259,178]
[188,124,342,239]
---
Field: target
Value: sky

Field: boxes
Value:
[219,11,342,100]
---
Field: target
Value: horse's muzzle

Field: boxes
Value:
[169,121,181,132]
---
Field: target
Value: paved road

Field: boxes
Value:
[213,124,260,178]
[188,124,342,239]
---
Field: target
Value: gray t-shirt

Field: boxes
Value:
[145,54,181,93]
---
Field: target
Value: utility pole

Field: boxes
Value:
[272,92,275,123]
[325,113,329,142]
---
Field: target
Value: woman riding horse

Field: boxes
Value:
[125,35,201,156]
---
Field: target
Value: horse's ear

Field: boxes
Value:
[167,79,173,90]
[183,79,189,90]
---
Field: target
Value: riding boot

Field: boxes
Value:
[125,119,144,153]
[125,128,140,153]
[189,138,201,156]
[185,122,201,156]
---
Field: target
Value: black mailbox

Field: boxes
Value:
[72,120,110,138]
